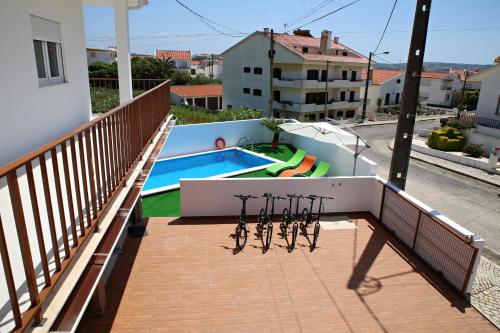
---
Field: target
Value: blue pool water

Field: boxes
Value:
[142,149,274,193]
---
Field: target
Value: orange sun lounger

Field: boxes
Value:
[279,155,317,177]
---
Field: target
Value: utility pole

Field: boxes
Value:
[323,61,330,117]
[268,29,275,118]
[361,52,373,122]
[389,0,432,190]
[210,53,214,79]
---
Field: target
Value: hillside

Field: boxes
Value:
[376,62,492,73]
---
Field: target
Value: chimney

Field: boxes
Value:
[263,28,270,35]
[320,30,332,54]
[333,36,339,44]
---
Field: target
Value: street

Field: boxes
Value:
[355,120,500,261]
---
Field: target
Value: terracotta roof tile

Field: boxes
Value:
[274,33,368,64]
[170,84,222,98]
[155,50,192,61]
[362,69,404,85]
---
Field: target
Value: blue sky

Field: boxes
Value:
[83,0,500,65]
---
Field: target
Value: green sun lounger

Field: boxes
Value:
[309,161,330,177]
[266,149,307,176]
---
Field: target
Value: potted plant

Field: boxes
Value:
[261,118,285,149]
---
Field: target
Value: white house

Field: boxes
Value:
[222,29,368,121]
[361,69,464,113]
[86,47,117,65]
[469,59,500,139]
[170,84,223,110]
[0,0,148,166]
[155,49,192,70]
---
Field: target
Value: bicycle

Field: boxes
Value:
[234,194,257,250]
[300,195,334,249]
[280,193,304,252]
[257,193,284,251]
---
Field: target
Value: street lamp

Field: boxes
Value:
[360,51,390,122]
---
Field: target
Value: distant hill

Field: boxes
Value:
[376,62,492,73]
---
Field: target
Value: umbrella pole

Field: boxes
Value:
[353,135,359,176]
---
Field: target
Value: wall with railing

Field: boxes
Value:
[180,176,482,296]
[89,78,167,92]
[0,81,171,332]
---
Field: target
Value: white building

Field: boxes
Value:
[170,84,223,110]
[470,59,500,139]
[221,29,368,121]
[361,69,464,113]
[86,47,117,65]
[0,0,148,166]
[155,49,192,70]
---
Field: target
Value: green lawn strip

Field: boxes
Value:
[141,144,310,217]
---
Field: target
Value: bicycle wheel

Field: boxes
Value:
[300,208,309,229]
[312,222,320,249]
[265,223,273,250]
[290,222,298,252]
[236,224,248,250]
[257,208,266,231]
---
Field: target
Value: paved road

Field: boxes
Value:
[355,120,500,261]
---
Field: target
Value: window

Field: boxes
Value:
[346,110,355,118]
[340,91,346,101]
[254,67,263,75]
[273,90,280,102]
[395,93,400,104]
[191,69,196,75]
[351,71,357,81]
[243,67,251,73]
[31,15,65,86]
[253,89,262,96]
[273,68,282,79]
[307,69,319,80]
[335,50,339,55]
[320,70,328,82]
[342,70,348,80]
[306,93,316,104]
[336,111,344,118]
[385,93,390,105]
[319,113,325,120]
[343,51,348,56]
[496,95,500,115]
[349,91,355,102]
[396,79,401,84]
[243,88,250,94]
[227,105,233,109]
[302,47,309,53]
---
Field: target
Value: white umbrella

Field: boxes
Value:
[279,122,365,147]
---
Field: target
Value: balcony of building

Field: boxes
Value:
[273,77,365,89]
[273,99,361,113]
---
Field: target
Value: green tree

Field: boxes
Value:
[261,118,285,149]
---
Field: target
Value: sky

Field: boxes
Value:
[83,0,500,65]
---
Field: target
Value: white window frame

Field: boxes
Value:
[35,39,65,86]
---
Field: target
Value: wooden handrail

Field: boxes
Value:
[0,80,170,177]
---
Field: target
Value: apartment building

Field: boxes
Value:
[222,29,368,121]
[86,47,117,65]
[361,69,464,113]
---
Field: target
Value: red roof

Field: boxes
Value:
[155,50,191,61]
[274,33,368,64]
[171,84,222,98]
[421,72,449,79]
[364,69,404,85]
[191,60,202,65]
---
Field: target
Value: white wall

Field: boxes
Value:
[0,0,91,166]
[476,65,500,120]
[180,177,384,217]
[86,49,116,65]
[158,119,274,159]
[282,132,378,176]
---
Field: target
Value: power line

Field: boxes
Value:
[86,33,224,42]
[289,0,362,32]
[175,0,247,37]
[373,0,398,53]
[283,0,335,31]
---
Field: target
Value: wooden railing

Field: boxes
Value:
[89,78,167,92]
[0,80,170,332]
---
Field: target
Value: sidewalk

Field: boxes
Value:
[472,256,500,328]
[388,140,500,187]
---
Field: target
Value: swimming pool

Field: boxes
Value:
[142,148,276,195]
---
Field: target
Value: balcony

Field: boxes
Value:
[273,78,365,89]
[273,99,361,113]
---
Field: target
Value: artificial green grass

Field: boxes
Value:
[141,143,305,217]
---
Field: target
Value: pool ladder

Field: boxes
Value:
[237,136,254,151]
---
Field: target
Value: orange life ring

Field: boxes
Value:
[215,137,226,150]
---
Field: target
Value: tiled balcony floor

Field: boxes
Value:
[78,213,496,332]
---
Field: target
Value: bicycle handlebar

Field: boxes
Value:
[234,194,258,199]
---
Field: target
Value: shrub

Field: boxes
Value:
[463,144,484,158]
[216,108,264,121]
[446,118,473,130]
[427,126,466,151]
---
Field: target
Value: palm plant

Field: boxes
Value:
[261,118,285,149]
[157,56,177,78]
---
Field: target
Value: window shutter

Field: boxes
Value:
[30,15,61,42]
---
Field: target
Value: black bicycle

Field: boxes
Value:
[257,193,284,251]
[234,194,257,250]
[300,195,334,249]
[280,194,303,252]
